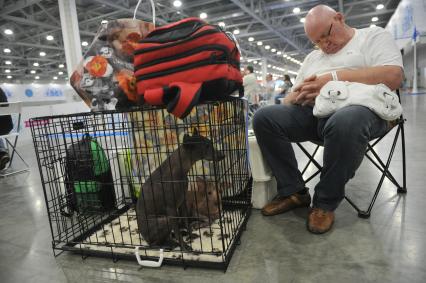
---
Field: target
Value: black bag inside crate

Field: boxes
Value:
[62,134,116,216]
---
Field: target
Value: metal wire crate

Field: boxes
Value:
[30,98,252,271]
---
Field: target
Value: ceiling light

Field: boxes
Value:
[4,29,13,35]
[46,35,54,41]
[3,48,11,53]
[81,41,89,46]
[277,51,282,55]
[258,62,262,66]
[5,69,11,73]
[300,18,306,23]
[7,75,12,79]
[253,61,258,64]
[39,51,46,57]
[233,29,240,35]
[5,60,12,65]
[265,45,271,50]
[372,17,378,22]
[240,56,243,60]
[35,76,40,79]
[53,76,58,80]
[293,7,301,14]
[271,48,276,52]
[376,4,384,10]
[173,0,182,7]
[370,24,377,28]
[30,70,36,74]
[267,64,271,68]
[218,22,225,27]
[33,62,39,67]
[59,64,64,68]
[257,41,263,46]
[248,37,254,42]
[58,71,64,75]
[200,12,207,19]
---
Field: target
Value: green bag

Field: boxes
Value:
[62,134,116,216]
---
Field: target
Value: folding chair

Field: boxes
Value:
[0,101,30,177]
[296,90,407,218]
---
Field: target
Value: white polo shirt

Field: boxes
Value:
[293,26,404,90]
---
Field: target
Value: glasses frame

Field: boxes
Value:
[313,23,334,48]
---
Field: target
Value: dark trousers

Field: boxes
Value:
[252,104,388,211]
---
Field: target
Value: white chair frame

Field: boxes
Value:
[0,101,29,177]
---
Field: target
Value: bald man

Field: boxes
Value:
[253,5,403,234]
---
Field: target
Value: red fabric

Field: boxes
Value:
[135,25,213,54]
[131,17,243,117]
[168,82,202,118]
[134,28,233,68]
[144,88,165,105]
[135,64,241,97]
[136,51,222,76]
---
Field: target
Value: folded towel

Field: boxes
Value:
[313,81,402,121]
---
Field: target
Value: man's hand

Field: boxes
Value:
[294,74,332,106]
[283,91,299,105]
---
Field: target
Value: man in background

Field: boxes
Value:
[263,73,275,102]
[243,65,260,107]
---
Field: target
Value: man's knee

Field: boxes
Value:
[322,106,373,140]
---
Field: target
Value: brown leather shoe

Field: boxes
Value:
[307,207,335,234]
[261,192,311,216]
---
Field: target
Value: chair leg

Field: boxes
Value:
[0,137,29,177]
[297,143,323,184]
[300,144,320,175]
[398,122,407,194]
[344,196,370,218]
[366,144,402,189]
[346,126,402,218]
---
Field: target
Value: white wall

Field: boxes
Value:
[1,83,90,142]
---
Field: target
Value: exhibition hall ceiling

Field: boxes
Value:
[0,0,401,82]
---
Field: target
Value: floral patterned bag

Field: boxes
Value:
[70,3,155,111]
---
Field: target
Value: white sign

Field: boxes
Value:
[0,83,70,102]
[386,0,426,48]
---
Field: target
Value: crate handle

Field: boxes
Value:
[135,247,164,268]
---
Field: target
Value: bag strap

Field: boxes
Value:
[167,82,202,118]
[144,82,203,119]
[133,0,156,27]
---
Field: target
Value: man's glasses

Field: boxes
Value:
[313,23,333,48]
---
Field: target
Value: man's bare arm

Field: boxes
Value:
[295,65,403,104]
[334,65,403,90]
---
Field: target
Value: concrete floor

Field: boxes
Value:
[0,93,425,283]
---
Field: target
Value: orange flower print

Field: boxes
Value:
[126,32,141,42]
[85,56,108,78]
[121,32,142,55]
[116,70,136,98]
